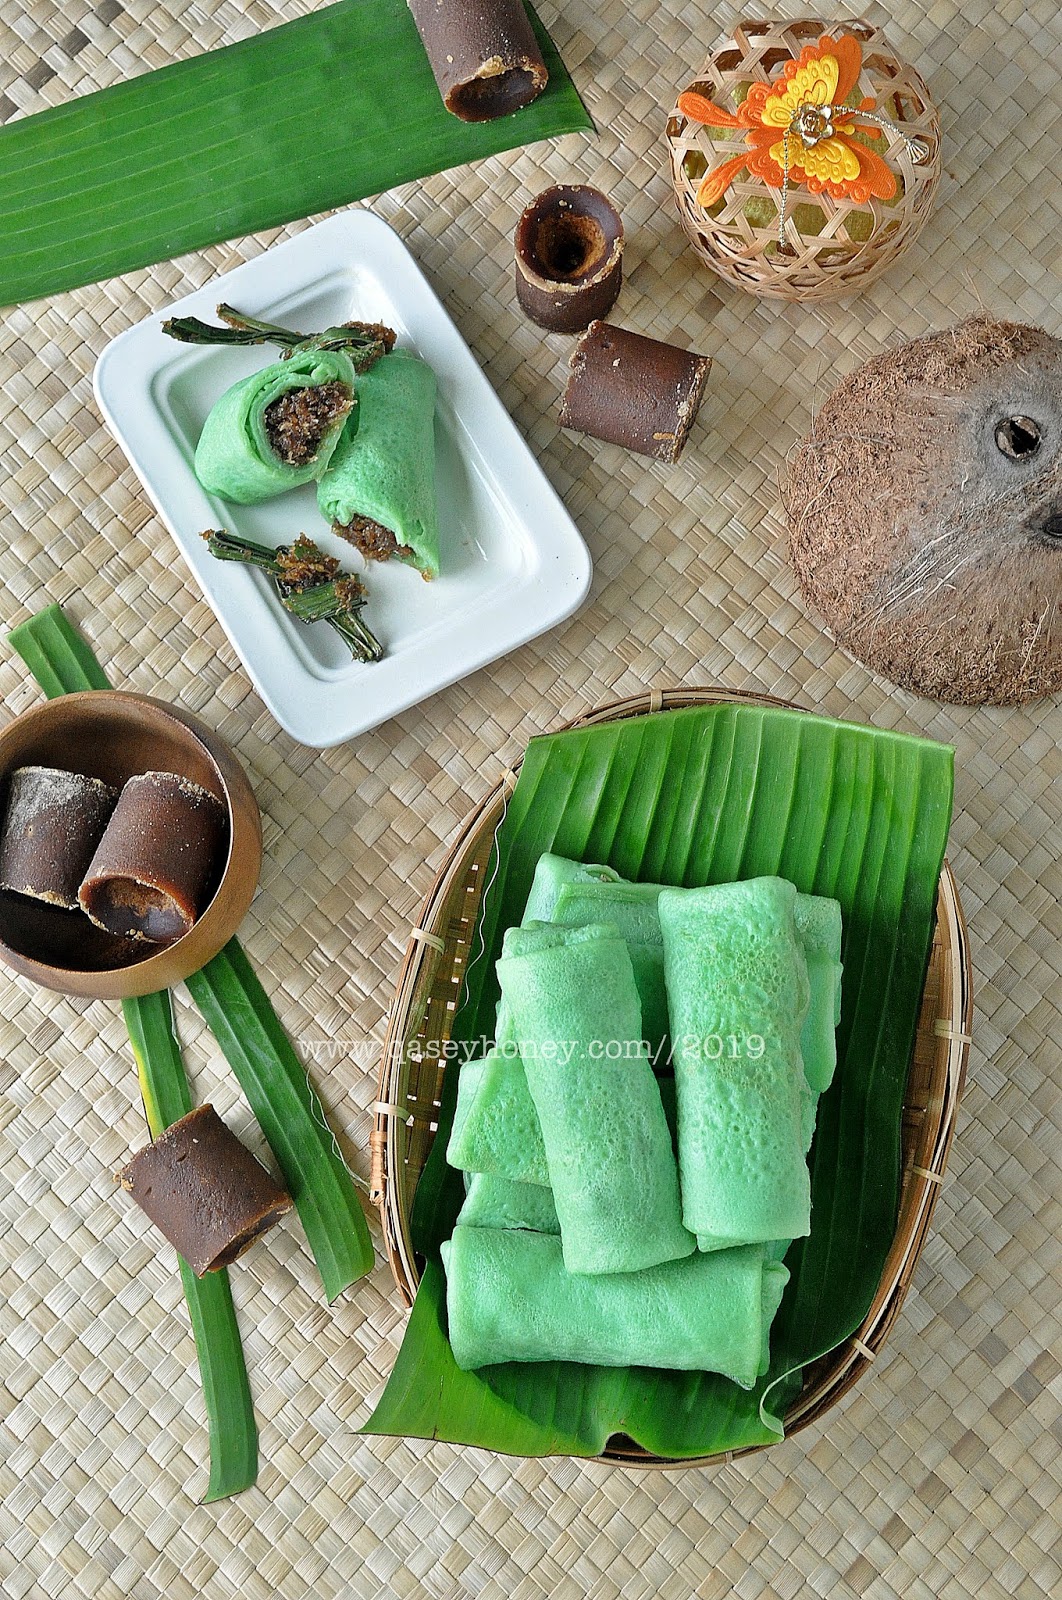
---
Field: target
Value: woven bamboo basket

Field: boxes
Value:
[665,16,941,302]
[371,688,972,1466]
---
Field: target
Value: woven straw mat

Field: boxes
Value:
[0,1,1059,1597]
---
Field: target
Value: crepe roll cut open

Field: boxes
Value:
[442,1226,786,1385]
[194,348,357,504]
[317,349,440,579]
[496,921,693,1275]
[660,876,812,1251]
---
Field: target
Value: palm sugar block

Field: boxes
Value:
[0,765,118,909]
[79,770,226,943]
[118,1104,292,1274]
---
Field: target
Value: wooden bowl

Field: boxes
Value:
[370,687,972,1466]
[0,691,261,998]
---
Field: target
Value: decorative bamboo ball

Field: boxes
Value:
[666,16,941,301]
[785,317,1062,705]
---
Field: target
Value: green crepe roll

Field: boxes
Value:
[448,857,625,1187]
[456,1172,560,1234]
[497,921,693,1275]
[442,1226,787,1385]
[793,893,843,1095]
[446,1052,550,1187]
[520,853,621,924]
[660,876,812,1252]
[316,349,440,580]
[551,878,670,1063]
[194,348,357,504]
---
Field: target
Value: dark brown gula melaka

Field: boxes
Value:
[79,771,227,943]
[0,766,118,909]
[785,316,1062,704]
[407,0,548,122]
[560,321,712,464]
[118,1104,292,1275]
[514,185,623,334]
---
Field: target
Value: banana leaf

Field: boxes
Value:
[0,1,590,307]
[363,703,954,1457]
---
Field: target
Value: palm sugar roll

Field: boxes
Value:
[559,320,711,464]
[0,766,119,909]
[514,186,623,334]
[79,771,227,944]
[118,1104,292,1275]
[407,0,548,122]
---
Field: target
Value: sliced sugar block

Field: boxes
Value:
[446,1053,550,1187]
[442,1226,786,1385]
[660,876,811,1250]
[497,921,693,1275]
[456,1172,560,1234]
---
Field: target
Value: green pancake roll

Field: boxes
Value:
[793,893,843,1095]
[496,921,693,1275]
[317,348,440,579]
[442,1226,787,1384]
[456,1172,560,1234]
[194,348,356,504]
[520,853,621,923]
[551,877,671,1063]
[449,857,625,1187]
[446,1052,550,1187]
[660,876,812,1251]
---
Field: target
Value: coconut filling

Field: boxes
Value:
[263,380,353,467]
[334,513,415,565]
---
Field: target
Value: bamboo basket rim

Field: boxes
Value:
[371,687,972,1467]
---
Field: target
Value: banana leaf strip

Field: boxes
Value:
[364,704,954,1457]
[0,1,591,306]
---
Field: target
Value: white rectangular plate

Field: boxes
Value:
[94,212,591,747]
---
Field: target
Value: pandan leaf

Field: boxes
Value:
[186,941,375,1303]
[0,0,591,306]
[365,703,953,1458]
[124,993,258,1501]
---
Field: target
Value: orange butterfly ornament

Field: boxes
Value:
[678,32,929,213]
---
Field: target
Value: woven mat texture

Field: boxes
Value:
[0,0,1059,1596]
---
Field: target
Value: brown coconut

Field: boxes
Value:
[785,316,1062,704]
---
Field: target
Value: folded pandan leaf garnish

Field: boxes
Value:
[202,529,384,663]
[165,305,397,372]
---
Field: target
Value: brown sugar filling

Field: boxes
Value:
[263,380,352,466]
[334,514,414,563]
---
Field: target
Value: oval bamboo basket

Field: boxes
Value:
[371,688,972,1466]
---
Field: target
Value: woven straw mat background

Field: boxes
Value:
[0,0,1059,1596]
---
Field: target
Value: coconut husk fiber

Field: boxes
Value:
[785,316,1062,704]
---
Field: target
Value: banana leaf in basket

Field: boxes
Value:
[363,703,955,1458]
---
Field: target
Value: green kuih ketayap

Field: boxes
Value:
[660,876,813,1252]
[456,1171,560,1234]
[194,348,357,504]
[496,920,693,1276]
[447,1050,551,1187]
[317,349,440,580]
[442,1226,787,1387]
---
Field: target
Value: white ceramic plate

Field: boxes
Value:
[94,213,592,747]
